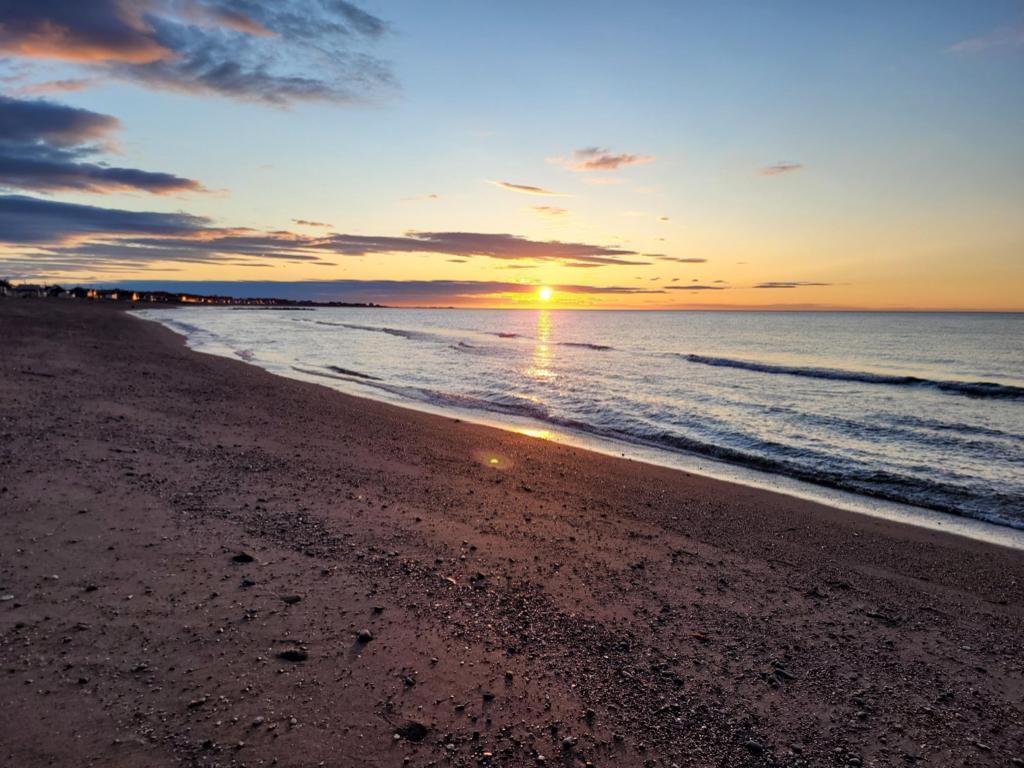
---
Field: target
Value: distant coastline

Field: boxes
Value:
[0,280,384,308]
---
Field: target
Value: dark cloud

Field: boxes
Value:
[0,0,393,105]
[754,281,832,289]
[758,162,803,176]
[565,147,654,171]
[101,231,652,266]
[292,219,332,227]
[0,0,168,63]
[0,196,653,274]
[0,194,209,243]
[491,181,566,196]
[0,95,204,194]
[0,94,116,145]
[666,285,726,291]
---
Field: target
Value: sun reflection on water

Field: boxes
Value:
[526,309,555,381]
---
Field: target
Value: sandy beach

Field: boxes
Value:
[2,299,1022,768]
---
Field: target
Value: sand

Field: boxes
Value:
[1,298,1022,767]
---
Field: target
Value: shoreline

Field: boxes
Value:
[3,299,1022,767]
[137,305,1024,550]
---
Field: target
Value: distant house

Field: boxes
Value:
[0,280,11,297]
[15,284,45,298]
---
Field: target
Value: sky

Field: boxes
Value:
[0,0,1022,309]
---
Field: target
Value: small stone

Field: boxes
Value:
[232,552,255,563]
[355,629,373,643]
[281,595,301,605]
[277,649,307,662]
[396,721,428,742]
[744,740,764,756]
[252,716,265,727]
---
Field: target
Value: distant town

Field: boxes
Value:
[0,280,382,308]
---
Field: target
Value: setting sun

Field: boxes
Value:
[538,286,553,302]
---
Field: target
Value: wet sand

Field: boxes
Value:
[1,298,1022,767]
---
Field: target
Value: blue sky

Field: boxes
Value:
[0,1,1021,308]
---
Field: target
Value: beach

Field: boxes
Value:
[2,299,1022,767]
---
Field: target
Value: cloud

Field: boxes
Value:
[754,281,832,289]
[0,95,204,194]
[491,181,567,196]
[666,284,726,291]
[0,94,117,146]
[0,194,209,244]
[85,231,644,266]
[758,162,803,176]
[15,78,99,95]
[0,196,654,274]
[657,256,707,264]
[292,219,332,228]
[949,26,1024,52]
[529,205,569,218]
[0,0,394,105]
[65,279,665,305]
[559,147,655,172]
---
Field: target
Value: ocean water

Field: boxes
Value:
[140,308,1024,531]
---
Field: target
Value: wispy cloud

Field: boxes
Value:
[754,281,832,289]
[666,284,726,291]
[0,95,205,194]
[0,0,394,106]
[292,219,332,228]
[657,256,707,264]
[555,147,655,172]
[949,26,1024,52]
[758,162,803,177]
[490,181,567,196]
[15,78,99,96]
[529,205,569,218]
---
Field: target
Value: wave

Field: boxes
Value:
[327,365,379,380]
[559,341,613,351]
[679,354,1024,400]
[289,360,1024,528]
[305,320,441,343]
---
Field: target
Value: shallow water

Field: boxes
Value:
[140,307,1024,530]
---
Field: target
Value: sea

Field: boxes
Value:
[137,307,1024,539]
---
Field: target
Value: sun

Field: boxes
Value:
[538,286,553,302]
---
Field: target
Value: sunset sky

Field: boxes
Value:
[1,1,1022,309]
